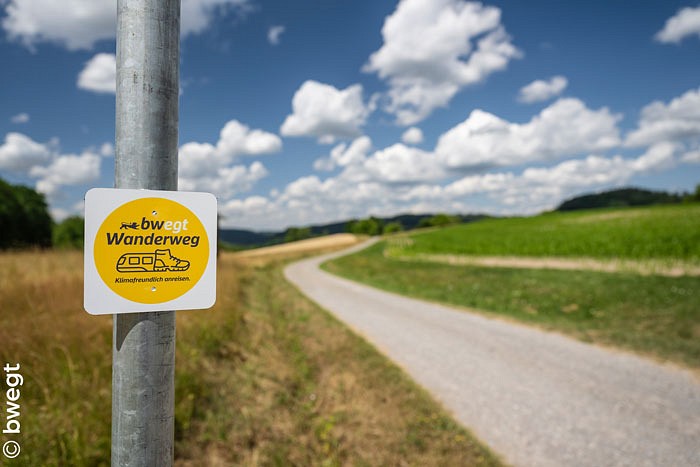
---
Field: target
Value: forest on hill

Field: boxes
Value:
[556,186,699,211]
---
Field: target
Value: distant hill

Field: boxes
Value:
[218,229,278,247]
[219,213,487,247]
[556,187,684,212]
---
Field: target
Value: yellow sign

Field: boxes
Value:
[94,197,208,303]
[84,189,217,314]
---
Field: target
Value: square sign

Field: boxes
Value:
[84,188,217,315]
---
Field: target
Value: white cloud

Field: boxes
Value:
[436,98,621,169]
[625,87,700,147]
[49,207,72,223]
[341,136,373,168]
[503,144,678,208]
[313,136,372,172]
[283,175,324,199]
[681,142,700,164]
[267,25,285,45]
[682,149,700,164]
[220,146,675,230]
[364,0,521,125]
[2,0,115,50]
[280,81,372,144]
[518,75,568,103]
[77,53,116,94]
[401,127,424,144]
[181,0,253,36]
[50,199,86,222]
[655,6,700,44]
[30,150,101,199]
[221,167,427,230]
[0,132,107,202]
[179,142,218,179]
[630,141,677,172]
[221,97,645,229]
[0,132,52,171]
[220,140,450,229]
[10,113,29,124]
[442,143,679,212]
[216,137,683,230]
[221,195,274,225]
[216,120,282,159]
[179,120,281,178]
[444,172,514,197]
[312,157,336,172]
[179,161,268,198]
[520,155,642,191]
[363,143,445,183]
[99,142,114,157]
[2,0,252,50]
[178,120,280,198]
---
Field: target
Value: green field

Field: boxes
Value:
[323,204,700,368]
[401,204,700,261]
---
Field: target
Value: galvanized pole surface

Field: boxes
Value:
[113,0,180,465]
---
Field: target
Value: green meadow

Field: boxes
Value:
[401,204,700,260]
[323,204,700,368]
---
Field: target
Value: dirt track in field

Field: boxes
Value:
[404,253,700,276]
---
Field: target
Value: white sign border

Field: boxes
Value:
[84,188,217,315]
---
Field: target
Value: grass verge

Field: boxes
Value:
[323,242,700,369]
[175,249,501,465]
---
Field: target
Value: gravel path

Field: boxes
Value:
[284,241,700,467]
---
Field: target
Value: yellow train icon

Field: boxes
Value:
[116,249,190,272]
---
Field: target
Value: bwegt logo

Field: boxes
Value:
[107,216,201,248]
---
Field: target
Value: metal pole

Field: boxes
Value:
[113,0,180,465]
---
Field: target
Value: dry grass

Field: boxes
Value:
[0,243,499,466]
[233,233,361,262]
[0,250,112,465]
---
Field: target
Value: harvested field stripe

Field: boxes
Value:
[391,252,700,277]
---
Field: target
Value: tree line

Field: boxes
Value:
[279,214,464,243]
[0,178,83,249]
[556,186,700,211]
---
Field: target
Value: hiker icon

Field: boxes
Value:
[116,249,190,272]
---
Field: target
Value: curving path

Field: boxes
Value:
[284,240,700,467]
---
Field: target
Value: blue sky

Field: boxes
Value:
[1,0,699,231]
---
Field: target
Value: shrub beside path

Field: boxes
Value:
[285,240,700,467]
